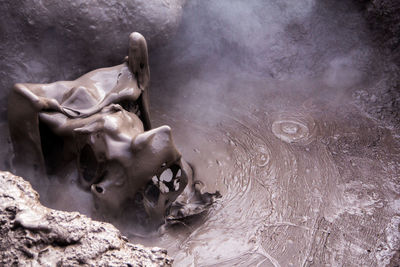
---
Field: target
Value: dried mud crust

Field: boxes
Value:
[0,171,173,267]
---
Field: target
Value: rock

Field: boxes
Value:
[358,0,400,64]
[0,0,186,119]
[0,171,173,266]
[351,0,400,129]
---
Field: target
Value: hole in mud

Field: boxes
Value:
[95,185,104,194]
[118,99,140,115]
[79,145,98,183]
[39,120,64,174]
[145,184,160,204]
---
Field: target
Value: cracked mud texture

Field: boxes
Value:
[0,0,186,119]
[0,171,172,266]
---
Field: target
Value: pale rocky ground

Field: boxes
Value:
[0,171,173,266]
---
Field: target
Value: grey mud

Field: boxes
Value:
[8,32,218,232]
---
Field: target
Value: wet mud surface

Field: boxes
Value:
[1,0,399,266]
[143,78,400,266]
[6,32,217,233]
[130,0,400,265]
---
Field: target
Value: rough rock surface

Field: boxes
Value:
[353,0,400,129]
[362,0,400,65]
[0,171,173,266]
[0,0,186,119]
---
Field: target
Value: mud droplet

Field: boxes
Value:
[159,182,169,193]
[160,168,173,182]
[173,180,180,191]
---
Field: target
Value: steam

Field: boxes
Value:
[150,0,375,107]
[147,0,379,201]
[4,0,381,240]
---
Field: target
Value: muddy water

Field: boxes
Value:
[127,1,400,266]
[139,77,399,266]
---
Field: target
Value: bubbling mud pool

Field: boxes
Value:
[2,0,400,266]
[123,1,400,264]
[127,76,400,266]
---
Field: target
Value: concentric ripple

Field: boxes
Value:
[135,92,398,267]
[271,112,317,145]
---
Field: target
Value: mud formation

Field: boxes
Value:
[0,171,172,266]
[8,32,217,232]
[0,0,186,123]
